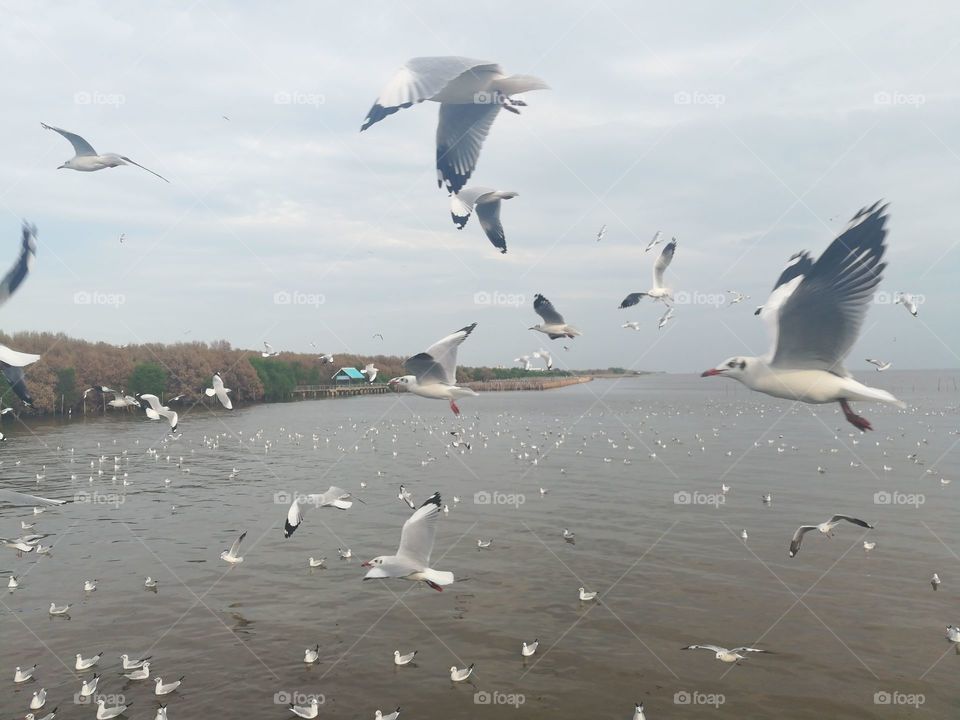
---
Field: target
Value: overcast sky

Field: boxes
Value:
[0,1,958,373]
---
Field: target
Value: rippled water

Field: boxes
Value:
[2,372,958,718]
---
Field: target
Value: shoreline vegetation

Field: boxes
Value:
[0,331,648,416]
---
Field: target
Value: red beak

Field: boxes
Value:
[360,561,371,567]
[701,368,722,377]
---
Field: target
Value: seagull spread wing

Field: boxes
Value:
[405,323,476,385]
[789,525,818,556]
[118,155,170,183]
[139,394,166,413]
[830,514,873,528]
[754,251,815,316]
[683,645,726,653]
[0,224,36,311]
[228,531,246,557]
[533,294,565,325]
[397,492,441,567]
[652,239,676,290]
[449,187,493,229]
[41,123,97,156]
[0,344,40,367]
[766,203,887,373]
[436,102,501,194]
[475,197,507,253]
[1,364,35,405]
[361,57,500,131]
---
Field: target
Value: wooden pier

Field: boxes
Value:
[290,384,392,400]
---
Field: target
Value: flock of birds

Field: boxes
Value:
[0,54,946,719]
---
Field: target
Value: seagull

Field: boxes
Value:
[79,674,99,696]
[0,224,41,405]
[25,710,57,720]
[477,539,493,549]
[619,237,677,307]
[362,363,379,383]
[633,702,646,720]
[562,528,575,540]
[361,57,549,193]
[682,644,769,663]
[530,294,581,339]
[449,663,474,682]
[375,708,401,720]
[41,123,169,182]
[522,639,539,657]
[740,529,749,540]
[75,652,101,670]
[283,486,355,538]
[124,662,150,680]
[304,644,320,663]
[394,649,417,665]
[261,341,280,358]
[290,698,320,719]
[8,575,19,588]
[155,706,167,720]
[389,323,478,416]
[514,355,533,370]
[308,557,326,568]
[205,372,233,409]
[865,358,891,371]
[578,587,598,601]
[96,698,131,720]
[48,602,70,615]
[863,541,876,551]
[533,348,553,370]
[596,224,607,242]
[220,531,246,564]
[398,484,415,509]
[450,187,517,253]
[622,321,641,331]
[120,654,151,670]
[895,292,919,316]
[932,573,941,590]
[338,547,352,559]
[788,515,874,557]
[658,307,674,330]
[727,290,749,306]
[29,688,47,709]
[154,676,184,696]
[15,665,37,682]
[144,577,158,589]
[139,394,178,432]
[947,625,960,642]
[702,203,904,431]
[644,230,663,252]
[362,491,454,591]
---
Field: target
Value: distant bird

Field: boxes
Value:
[389,323,478,416]
[143,577,157,589]
[79,674,99,696]
[290,697,320,719]
[622,321,641,331]
[682,644,769,663]
[562,528,575,540]
[304,645,319,664]
[477,539,493,549]
[702,203,904,431]
[361,57,549,193]
[578,587,598,601]
[522,639,538,657]
[154,676,183,696]
[139,394,178,432]
[220,531,246,564]
[863,541,876,551]
[338,547,352,559]
[895,292,919,316]
[865,358,891,371]
[48,602,70,615]
[375,708,401,720]
[932,573,941,590]
[514,355,533,370]
[283,486,355,538]
[658,307,674,330]
[205,372,233,410]
[596,224,607,242]
[25,709,56,720]
[533,348,553,370]
[449,663,474,682]
[633,702,646,720]
[261,341,280,358]
[727,290,749,305]
[362,492,453,591]
[398,484,415,509]
[119,233,125,244]
[394,649,417,665]
[740,529,749,540]
[644,230,663,252]
[450,187,517,253]
[41,123,168,182]
[788,515,874,557]
[530,294,581,339]
[362,363,379,383]
[947,625,959,642]
[308,557,326,568]
[8,575,19,588]
[619,237,676,307]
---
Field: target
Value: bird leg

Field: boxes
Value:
[839,400,872,431]
[449,400,461,416]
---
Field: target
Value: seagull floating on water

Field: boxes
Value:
[703,203,904,431]
[154,675,184,696]
[522,639,538,657]
[394,649,417,666]
[449,663,474,682]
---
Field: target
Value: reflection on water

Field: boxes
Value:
[1,371,958,718]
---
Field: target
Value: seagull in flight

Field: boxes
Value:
[865,358,891,371]
[658,307,674,330]
[533,348,553,370]
[788,514,874,557]
[702,203,904,431]
[596,224,606,242]
[220,531,246,564]
[619,237,676,307]
[261,341,280,358]
[644,230,663,252]
[283,486,355,538]
[514,355,533,370]
[362,492,454,591]
[895,292,919,317]
[622,321,641,331]
[530,294,581,339]
[361,57,549,193]
[389,323,478,416]
[205,372,233,409]
[362,363,378,383]
[41,123,169,182]
[682,644,769,663]
[139,394,178,433]
[450,187,517,253]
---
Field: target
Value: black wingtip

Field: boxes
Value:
[283,520,298,539]
[420,491,441,509]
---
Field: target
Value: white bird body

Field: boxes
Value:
[394,649,417,665]
[29,687,46,709]
[42,123,169,182]
[578,587,597,601]
[205,372,233,409]
[308,557,326,568]
[375,708,401,720]
[290,698,319,719]
[75,652,101,670]
[620,238,677,307]
[154,675,183,695]
[80,674,99,696]
[96,698,130,720]
[304,644,320,663]
[531,294,580,339]
[124,662,150,680]
[48,602,70,615]
[947,625,960,642]
[522,639,538,657]
[121,654,151,670]
[789,515,874,557]
[15,664,37,682]
[449,663,474,681]
[683,644,768,663]
[140,394,178,432]
[283,486,354,538]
